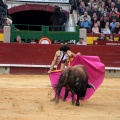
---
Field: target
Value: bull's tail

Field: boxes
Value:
[81,74,88,98]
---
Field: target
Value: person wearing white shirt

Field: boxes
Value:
[76,37,87,45]
[102,25,111,34]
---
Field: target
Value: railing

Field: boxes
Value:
[10,24,79,43]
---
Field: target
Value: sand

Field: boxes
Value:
[0,74,120,120]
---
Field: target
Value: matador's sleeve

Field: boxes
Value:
[67,50,76,58]
[49,50,60,70]
[67,50,76,66]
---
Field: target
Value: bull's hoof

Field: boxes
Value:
[50,98,55,102]
[56,100,59,104]
[80,97,84,100]
[72,103,75,106]
[76,103,80,106]
[63,99,66,102]
[72,102,75,105]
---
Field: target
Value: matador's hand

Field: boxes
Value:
[48,69,52,74]
[77,52,81,55]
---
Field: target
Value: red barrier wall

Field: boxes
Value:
[10,67,49,75]
[0,43,120,74]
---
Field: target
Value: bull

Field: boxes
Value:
[54,64,88,106]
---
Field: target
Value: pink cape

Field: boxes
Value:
[49,55,105,101]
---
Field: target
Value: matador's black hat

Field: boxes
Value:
[60,45,70,52]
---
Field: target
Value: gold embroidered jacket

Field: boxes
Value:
[50,50,76,70]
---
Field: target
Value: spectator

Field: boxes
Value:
[60,7,67,31]
[52,6,61,31]
[109,7,120,18]
[85,6,92,16]
[91,12,98,27]
[79,11,91,22]
[78,1,86,15]
[91,5,102,19]
[60,7,67,26]
[98,1,105,14]
[108,2,115,12]
[30,39,36,44]
[97,20,101,33]
[115,0,120,12]
[118,28,120,34]
[102,7,110,17]
[82,0,89,6]
[54,40,63,44]
[76,37,87,45]
[96,0,103,8]
[112,22,120,33]
[76,0,83,8]
[15,35,24,43]
[92,23,100,34]
[91,16,98,27]
[80,16,91,30]
[88,0,95,8]
[92,12,97,19]
[102,25,111,34]
[108,34,114,41]
[70,0,77,14]
[67,40,75,44]
[109,11,119,22]
[0,0,7,17]
[106,0,112,9]
[110,17,117,33]
[114,7,120,17]
[100,15,109,28]
[105,21,110,27]
[4,17,12,26]
[97,33,107,41]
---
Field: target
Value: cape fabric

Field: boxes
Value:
[49,55,105,101]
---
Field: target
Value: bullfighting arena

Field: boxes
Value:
[0,74,120,120]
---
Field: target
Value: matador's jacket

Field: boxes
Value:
[50,50,76,71]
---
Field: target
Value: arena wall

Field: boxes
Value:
[0,43,120,76]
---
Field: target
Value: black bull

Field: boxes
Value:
[54,65,88,106]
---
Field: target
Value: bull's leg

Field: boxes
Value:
[63,88,69,101]
[56,86,62,104]
[71,91,75,105]
[50,93,56,101]
[50,88,57,102]
[76,94,80,106]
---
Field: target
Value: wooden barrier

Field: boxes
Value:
[93,41,120,45]
[87,33,120,44]
[0,43,119,68]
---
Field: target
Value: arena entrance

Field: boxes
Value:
[8,4,63,31]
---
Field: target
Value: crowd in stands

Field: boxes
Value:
[75,0,120,34]
[0,0,12,29]
[1,0,120,44]
[52,6,67,31]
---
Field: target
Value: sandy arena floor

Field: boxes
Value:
[0,74,120,120]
